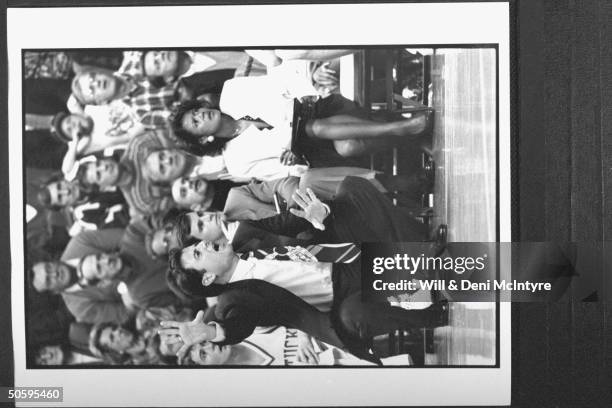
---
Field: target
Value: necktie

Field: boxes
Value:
[239,243,360,263]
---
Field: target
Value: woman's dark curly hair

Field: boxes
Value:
[166,248,227,301]
[170,100,230,156]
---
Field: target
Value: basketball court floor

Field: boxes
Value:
[342,47,498,366]
[426,48,498,365]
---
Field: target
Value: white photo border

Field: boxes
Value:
[8,2,512,406]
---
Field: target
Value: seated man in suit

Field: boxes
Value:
[176,176,436,251]
[158,174,439,262]
[173,211,308,256]
[160,278,447,366]
[145,203,308,260]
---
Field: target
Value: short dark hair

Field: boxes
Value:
[75,157,114,192]
[144,209,186,260]
[170,100,229,156]
[89,322,131,364]
[161,207,184,226]
[142,50,193,88]
[74,163,95,192]
[36,186,54,210]
[37,173,68,210]
[34,344,68,366]
[173,212,198,249]
[166,248,226,300]
[141,50,176,88]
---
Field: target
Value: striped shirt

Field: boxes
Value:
[118,129,177,218]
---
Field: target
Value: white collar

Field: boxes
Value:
[221,220,240,242]
[64,283,82,293]
[229,259,257,283]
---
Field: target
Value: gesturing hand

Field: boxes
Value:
[159,310,214,360]
[280,149,299,166]
[289,188,328,231]
[312,62,338,87]
[296,332,319,365]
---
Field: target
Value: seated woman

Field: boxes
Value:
[33,344,105,366]
[89,322,170,365]
[170,176,235,212]
[170,73,432,165]
[88,304,193,366]
[143,146,307,185]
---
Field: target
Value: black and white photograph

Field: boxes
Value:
[6,2,513,406]
[22,45,499,369]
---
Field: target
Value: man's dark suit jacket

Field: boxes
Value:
[200,279,379,364]
[231,220,310,253]
[239,176,429,245]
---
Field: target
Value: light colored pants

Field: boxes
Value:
[223,167,380,221]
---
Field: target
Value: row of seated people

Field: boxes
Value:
[31,176,446,366]
[37,48,433,236]
[28,48,441,366]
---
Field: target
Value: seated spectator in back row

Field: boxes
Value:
[68,67,177,129]
[68,49,261,129]
[50,100,144,177]
[33,344,102,366]
[119,49,265,88]
[34,344,68,365]
[78,129,178,219]
[88,307,193,365]
[86,302,193,366]
[89,322,174,365]
[37,173,129,233]
[170,176,236,212]
[30,257,133,325]
[77,248,179,311]
[144,209,184,261]
[61,218,186,309]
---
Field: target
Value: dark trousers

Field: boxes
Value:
[331,262,438,362]
[331,176,429,242]
[211,277,440,364]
